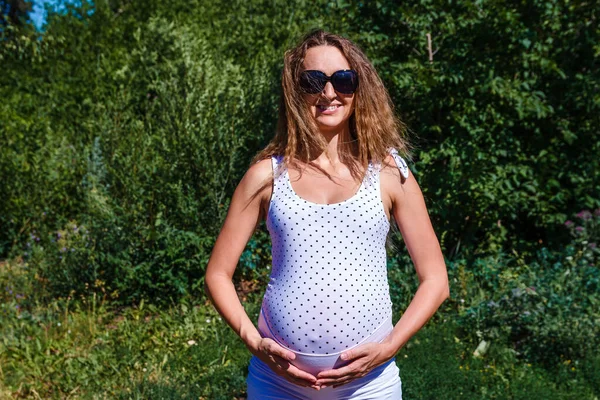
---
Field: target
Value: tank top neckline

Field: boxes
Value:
[281,162,375,207]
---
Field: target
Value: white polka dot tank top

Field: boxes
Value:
[260,148,410,355]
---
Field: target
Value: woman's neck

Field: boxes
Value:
[311,124,356,165]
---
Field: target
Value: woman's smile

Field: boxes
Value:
[316,104,343,114]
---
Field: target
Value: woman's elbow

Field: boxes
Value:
[440,277,450,301]
[443,283,450,301]
[203,270,220,301]
[203,278,211,297]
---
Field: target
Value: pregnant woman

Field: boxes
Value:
[204,29,449,399]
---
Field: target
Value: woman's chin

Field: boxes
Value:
[315,114,347,127]
[316,121,348,134]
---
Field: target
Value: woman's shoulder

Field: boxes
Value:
[244,157,274,185]
[230,158,274,215]
[379,148,410,181]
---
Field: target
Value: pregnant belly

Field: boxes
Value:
[260,281,393,353]
[257,307,393,375]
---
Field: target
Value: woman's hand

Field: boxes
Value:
[314,341,396,388]
[250,337,321,390]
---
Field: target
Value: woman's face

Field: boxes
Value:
[301,45,355,135]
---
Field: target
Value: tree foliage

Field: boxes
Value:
[1,0,598,303]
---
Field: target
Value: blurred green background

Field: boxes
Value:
[1,0,599,398]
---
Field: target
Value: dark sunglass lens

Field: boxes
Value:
[331,70,358,94]
[299,71,326,94]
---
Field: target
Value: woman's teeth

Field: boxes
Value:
[318,105,339,111]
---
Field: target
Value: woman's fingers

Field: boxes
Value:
[315,360,368,386]
[317,363,358,380]
[285,363,318,383]
[256,338,319,388]
[274,357,318,387]
[270,357,318,388]
[260,338,296,361]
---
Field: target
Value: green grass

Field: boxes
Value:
[397,320,598,399]
[0,294,254,399]
[1,259,598,399]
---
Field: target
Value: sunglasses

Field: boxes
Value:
[299,69,359,95]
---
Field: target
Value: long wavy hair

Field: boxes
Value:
[251,29,412,197]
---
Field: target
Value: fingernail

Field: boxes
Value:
[341,353,347,360]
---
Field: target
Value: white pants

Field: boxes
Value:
[246,355,402,399]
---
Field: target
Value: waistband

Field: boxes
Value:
[258,307,394,375]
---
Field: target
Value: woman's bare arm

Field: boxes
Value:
[204,159,272,352]
[380,157,450,354]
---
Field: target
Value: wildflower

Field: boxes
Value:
[206,318,211,323]
[511,288,523,297]
[187,340,197,346]
[15,294,24,299]
[523,311,531,316]
[564,220,574,227]
[575,226,584,233]
[61,247,67,252]
[589,243,597,249]
[57,232,62,239]
[576,210,592,220]
[487,300,499,308]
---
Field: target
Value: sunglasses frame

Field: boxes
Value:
[299,69,359,95]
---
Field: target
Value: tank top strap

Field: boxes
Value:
[270,154,286,196]
[387,147,410,179]
[361,161,380,192]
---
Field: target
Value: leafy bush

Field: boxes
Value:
[454,209,600,366]
[2,0,599,303]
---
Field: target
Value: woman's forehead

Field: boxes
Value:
[303,45,350,74]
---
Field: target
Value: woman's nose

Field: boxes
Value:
[322,81,336,99]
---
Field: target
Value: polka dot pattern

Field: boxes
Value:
[261,148,409,354]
